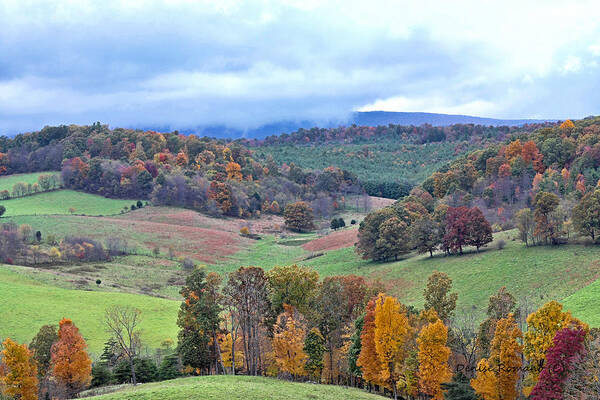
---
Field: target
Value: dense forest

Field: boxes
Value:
[244,123,553,198]
[0,123,363,219]
[356,116,600,264]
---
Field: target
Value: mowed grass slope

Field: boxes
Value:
[86,375,383,400]
[1,190,135,216]
[0,171,61,192]
[0,265,179,354]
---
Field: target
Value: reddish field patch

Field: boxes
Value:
[303,228,359,252]
[98,215,246,263]
[369,196,396,209]
[120,207,286,235]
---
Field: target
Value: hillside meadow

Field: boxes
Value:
[0,265,179,354]
[0,189,136,216]
[0,171,61,192]
[84,375,384,400]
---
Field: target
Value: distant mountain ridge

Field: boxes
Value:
[135,111,555,139]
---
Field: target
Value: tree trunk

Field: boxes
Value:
[130,356,137,385]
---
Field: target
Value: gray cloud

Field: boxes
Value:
[1,0,599,134]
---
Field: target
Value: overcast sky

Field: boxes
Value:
[1,0,600,134]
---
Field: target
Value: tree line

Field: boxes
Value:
[2,266,597,399]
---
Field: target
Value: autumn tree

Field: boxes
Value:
[272,305,308,379]
[1,338,38,400]
[218,332,243,374]
[104,306,142,384]
[533,191,560,244]
[523,301,583,393]
[266,264,319,321]
[226,161,243,181]
[177,267,222,374]
[410,215,440,257]
[374,295,410,400]
[304,328,326,380]
[444,207,492,254]
[530,326,586,400]
[476,287,518,359]
[356,296,383,387]
[224,266,270,376]
[51,318,92,398]
[283,202,315,232]
[417,318,452,400]
[471,313,522,400]
[423,271,458,323]
[572,189,600,241]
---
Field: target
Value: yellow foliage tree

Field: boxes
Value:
[417,318,451,400]
[471,313,522,400]
[374,294,409,400]
[523,301,585,393]
[226,162,243,181]
[505,140,523,160]
[0,338,38,400]
[560,119,575,130]
[272,305,308,378]
[219,333,244,371]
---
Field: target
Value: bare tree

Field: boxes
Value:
[450,306,479,377]
[105,305,142,384]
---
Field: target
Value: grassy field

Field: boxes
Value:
[0,171,61,192]
[0,265,179,354]
[0,190,136,216]
[85,375,383,400]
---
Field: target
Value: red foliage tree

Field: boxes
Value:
[530,327,586,400]
[443,207,493,254]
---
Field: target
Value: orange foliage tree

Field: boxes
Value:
[0,338,38,400]
[51,318,92,397]
[356,296,383,386]
[417,318,451,400]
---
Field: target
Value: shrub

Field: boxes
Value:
[105,237,129,257]
[181,258,195,271]
[497,239,506,250]
[95,279,102,286]
[136,200,143,208]
[0,205,5,217]
[350,219,357,225]
[35,231,42,242]
[240,226,250,236]
[152,246,160,256]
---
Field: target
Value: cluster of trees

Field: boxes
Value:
[0,174,61,200]
[0,123,364,219]
[2,265,598,399]
[330,217,346,230]
[356,187,492,261]
[0,318,92,400]
[0,220,131,265]
[409,117,600,228]
[170,265,600,399]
